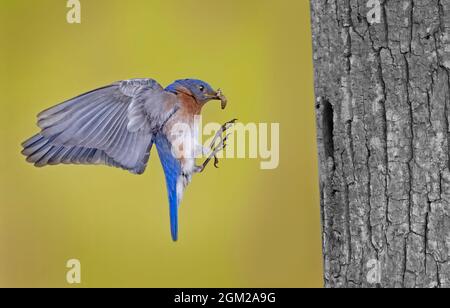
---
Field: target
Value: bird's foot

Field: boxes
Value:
[196,119,237,173]
[207,119,237,151]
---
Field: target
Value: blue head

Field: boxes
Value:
[166,79,227,109]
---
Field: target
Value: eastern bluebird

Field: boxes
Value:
[21,78,235,241]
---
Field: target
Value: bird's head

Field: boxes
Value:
[166,79,227,109]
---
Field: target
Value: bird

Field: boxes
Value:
[21,78,236,241]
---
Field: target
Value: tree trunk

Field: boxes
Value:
[311,0,450,288]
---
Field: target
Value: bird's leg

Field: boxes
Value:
[207,119,237,168]
[196,119,237,173]
[208,119,237,151]
[197,134,230,173]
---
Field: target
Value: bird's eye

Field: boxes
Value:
[199,85,205,92]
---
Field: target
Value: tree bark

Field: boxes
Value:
[311,0,450,288]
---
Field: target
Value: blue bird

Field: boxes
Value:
[21,78,235,241]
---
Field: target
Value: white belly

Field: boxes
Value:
[164,119,200,176]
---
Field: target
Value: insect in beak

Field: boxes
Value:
[215,89,227,110]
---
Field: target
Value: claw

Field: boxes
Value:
[214,156,220,168]
[198,119,237,172]
[209,119,237,150]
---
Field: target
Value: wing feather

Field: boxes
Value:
[22,79,178,174]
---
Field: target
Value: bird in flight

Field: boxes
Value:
[21,78,236,241]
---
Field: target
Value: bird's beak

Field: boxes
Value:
[212,89,227,110]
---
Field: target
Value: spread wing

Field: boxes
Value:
[22,79,179,174]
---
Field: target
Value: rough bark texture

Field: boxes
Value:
[311,0,450,288]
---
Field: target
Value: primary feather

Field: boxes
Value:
[22,79,178,174]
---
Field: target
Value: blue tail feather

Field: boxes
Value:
[155,134,182,242]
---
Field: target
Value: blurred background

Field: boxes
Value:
[0,0,322,287]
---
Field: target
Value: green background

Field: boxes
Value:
[0,0,322,287]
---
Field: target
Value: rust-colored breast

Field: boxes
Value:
[176,86,202,116]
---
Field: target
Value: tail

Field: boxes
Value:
[155,134,183,242]
[168,182,179,242]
